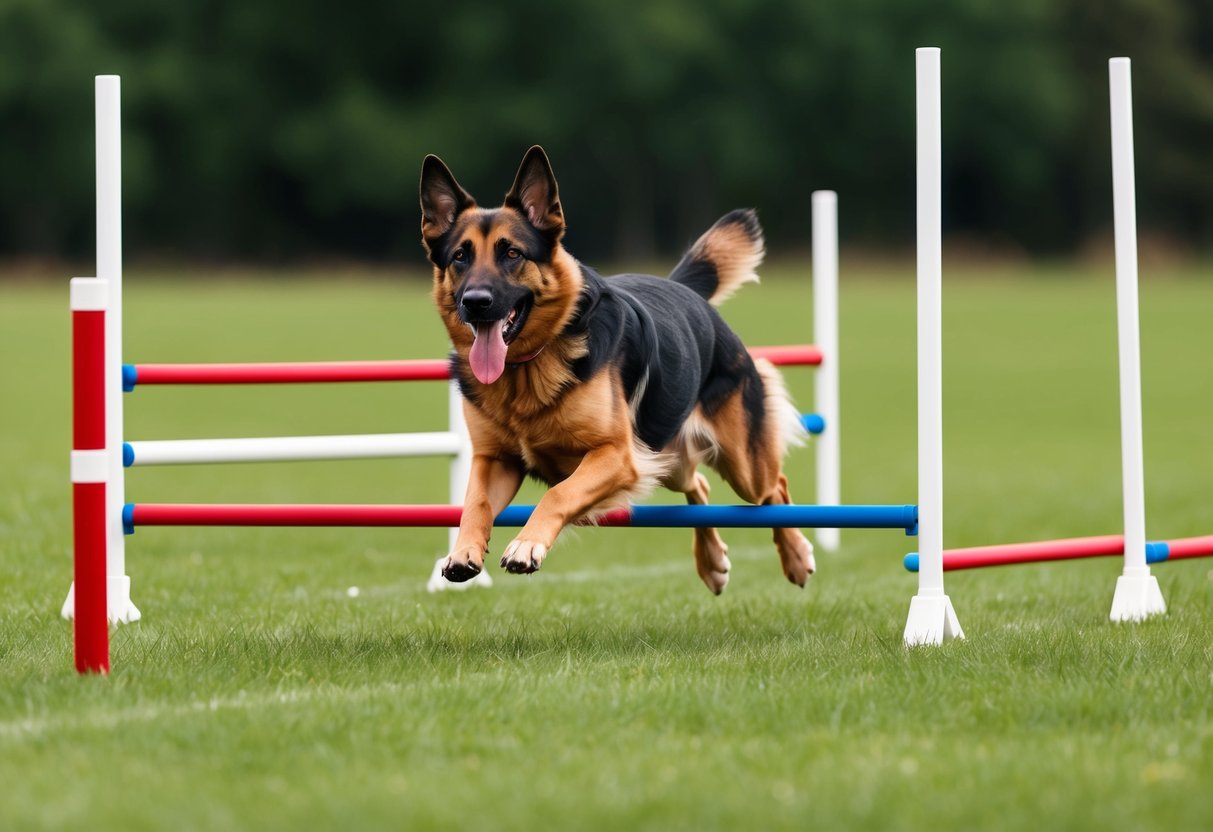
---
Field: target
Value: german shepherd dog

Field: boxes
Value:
[420,146,814,594]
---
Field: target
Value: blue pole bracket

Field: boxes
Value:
[801,413,826,435]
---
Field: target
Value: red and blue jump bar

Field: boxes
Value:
[904,534,1213,572]
[120,345,824,389]
[124,502,917,534]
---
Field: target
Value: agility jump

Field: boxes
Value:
[67,74,899,675]
[902,58,1211,620]
[84,48,1207,672]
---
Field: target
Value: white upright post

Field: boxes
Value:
[62,76,140,623]
[1107,57,1165,622]
[448,380,472,556]
[427,381,491,591]
[904,47,963,646]
[812,191,840,552]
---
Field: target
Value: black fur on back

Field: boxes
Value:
[562,265,767,453]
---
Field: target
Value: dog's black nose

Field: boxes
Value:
[461,288,494,316]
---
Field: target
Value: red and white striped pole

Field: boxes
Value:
[61,75,140,626]
[71,277,110,673]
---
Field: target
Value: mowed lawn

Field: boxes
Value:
[1,263,1211,831]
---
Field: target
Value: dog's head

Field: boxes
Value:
[420,146,580,385]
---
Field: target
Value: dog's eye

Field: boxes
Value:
[452,249,466,262]
[506,248,521,260]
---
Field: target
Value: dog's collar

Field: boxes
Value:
[507,344,546,367]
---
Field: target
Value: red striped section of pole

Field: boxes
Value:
[124,345,823,387]
[70,278,110,674]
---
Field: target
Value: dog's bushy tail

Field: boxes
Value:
[668,209,765,306]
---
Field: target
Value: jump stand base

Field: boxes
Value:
[426,556,494,593]
[60,576,142,623]
[903,592,964,646]
[1109,570,1166,622]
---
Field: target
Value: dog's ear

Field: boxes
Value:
[505,146,564,234]
[420,155,475,248]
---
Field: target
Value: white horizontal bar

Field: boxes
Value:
[126,432,463,466]
[70,277,108,311]
[71,449,109,483]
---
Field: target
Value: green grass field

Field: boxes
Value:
[2,263,1211,831]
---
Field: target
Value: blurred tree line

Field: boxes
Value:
[1,0,1210,266]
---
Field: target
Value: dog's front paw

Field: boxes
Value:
[442,544,486,583]
[500,539,548,574]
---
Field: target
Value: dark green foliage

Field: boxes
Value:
[1,0,1210,262]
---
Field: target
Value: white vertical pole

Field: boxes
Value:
[904,47,962,646]
[427,380,491,591]
[811,191,840,552]
[1107,57,1165,622]
[448,380,471,554]
[97,75,139,622]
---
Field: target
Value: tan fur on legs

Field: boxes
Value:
[442,402,526,582]
[443,453,525,581]
[502,440,641,574]
[764,474,817,586]
[661,419,729,594]
[702,385,816,587]
[686,472,731,594]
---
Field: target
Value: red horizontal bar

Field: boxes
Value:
[133,359,451,385]
[133,503,463,526]
[749,344,823,366]
[1167,536,1213,560]
[130,345,821,387]
[942,535,1128,570]
[941,534,1213,570]
[128,503,633,528]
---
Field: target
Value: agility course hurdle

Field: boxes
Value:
[64,76,882,673]
[902,58,1212,620]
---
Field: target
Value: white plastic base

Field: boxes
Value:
[903,591,964,646]
[1109,569,1166,622]
[60,576,142,623]
[426,556,494,593]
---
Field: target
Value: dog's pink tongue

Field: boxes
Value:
[469,320,508,384]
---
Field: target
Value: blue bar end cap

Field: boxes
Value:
[801,413,826,435]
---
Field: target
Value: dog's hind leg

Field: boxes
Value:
[664,451,731,594]
[703,364,815,587]
[663,417,731,594]
[686,471,731,595]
